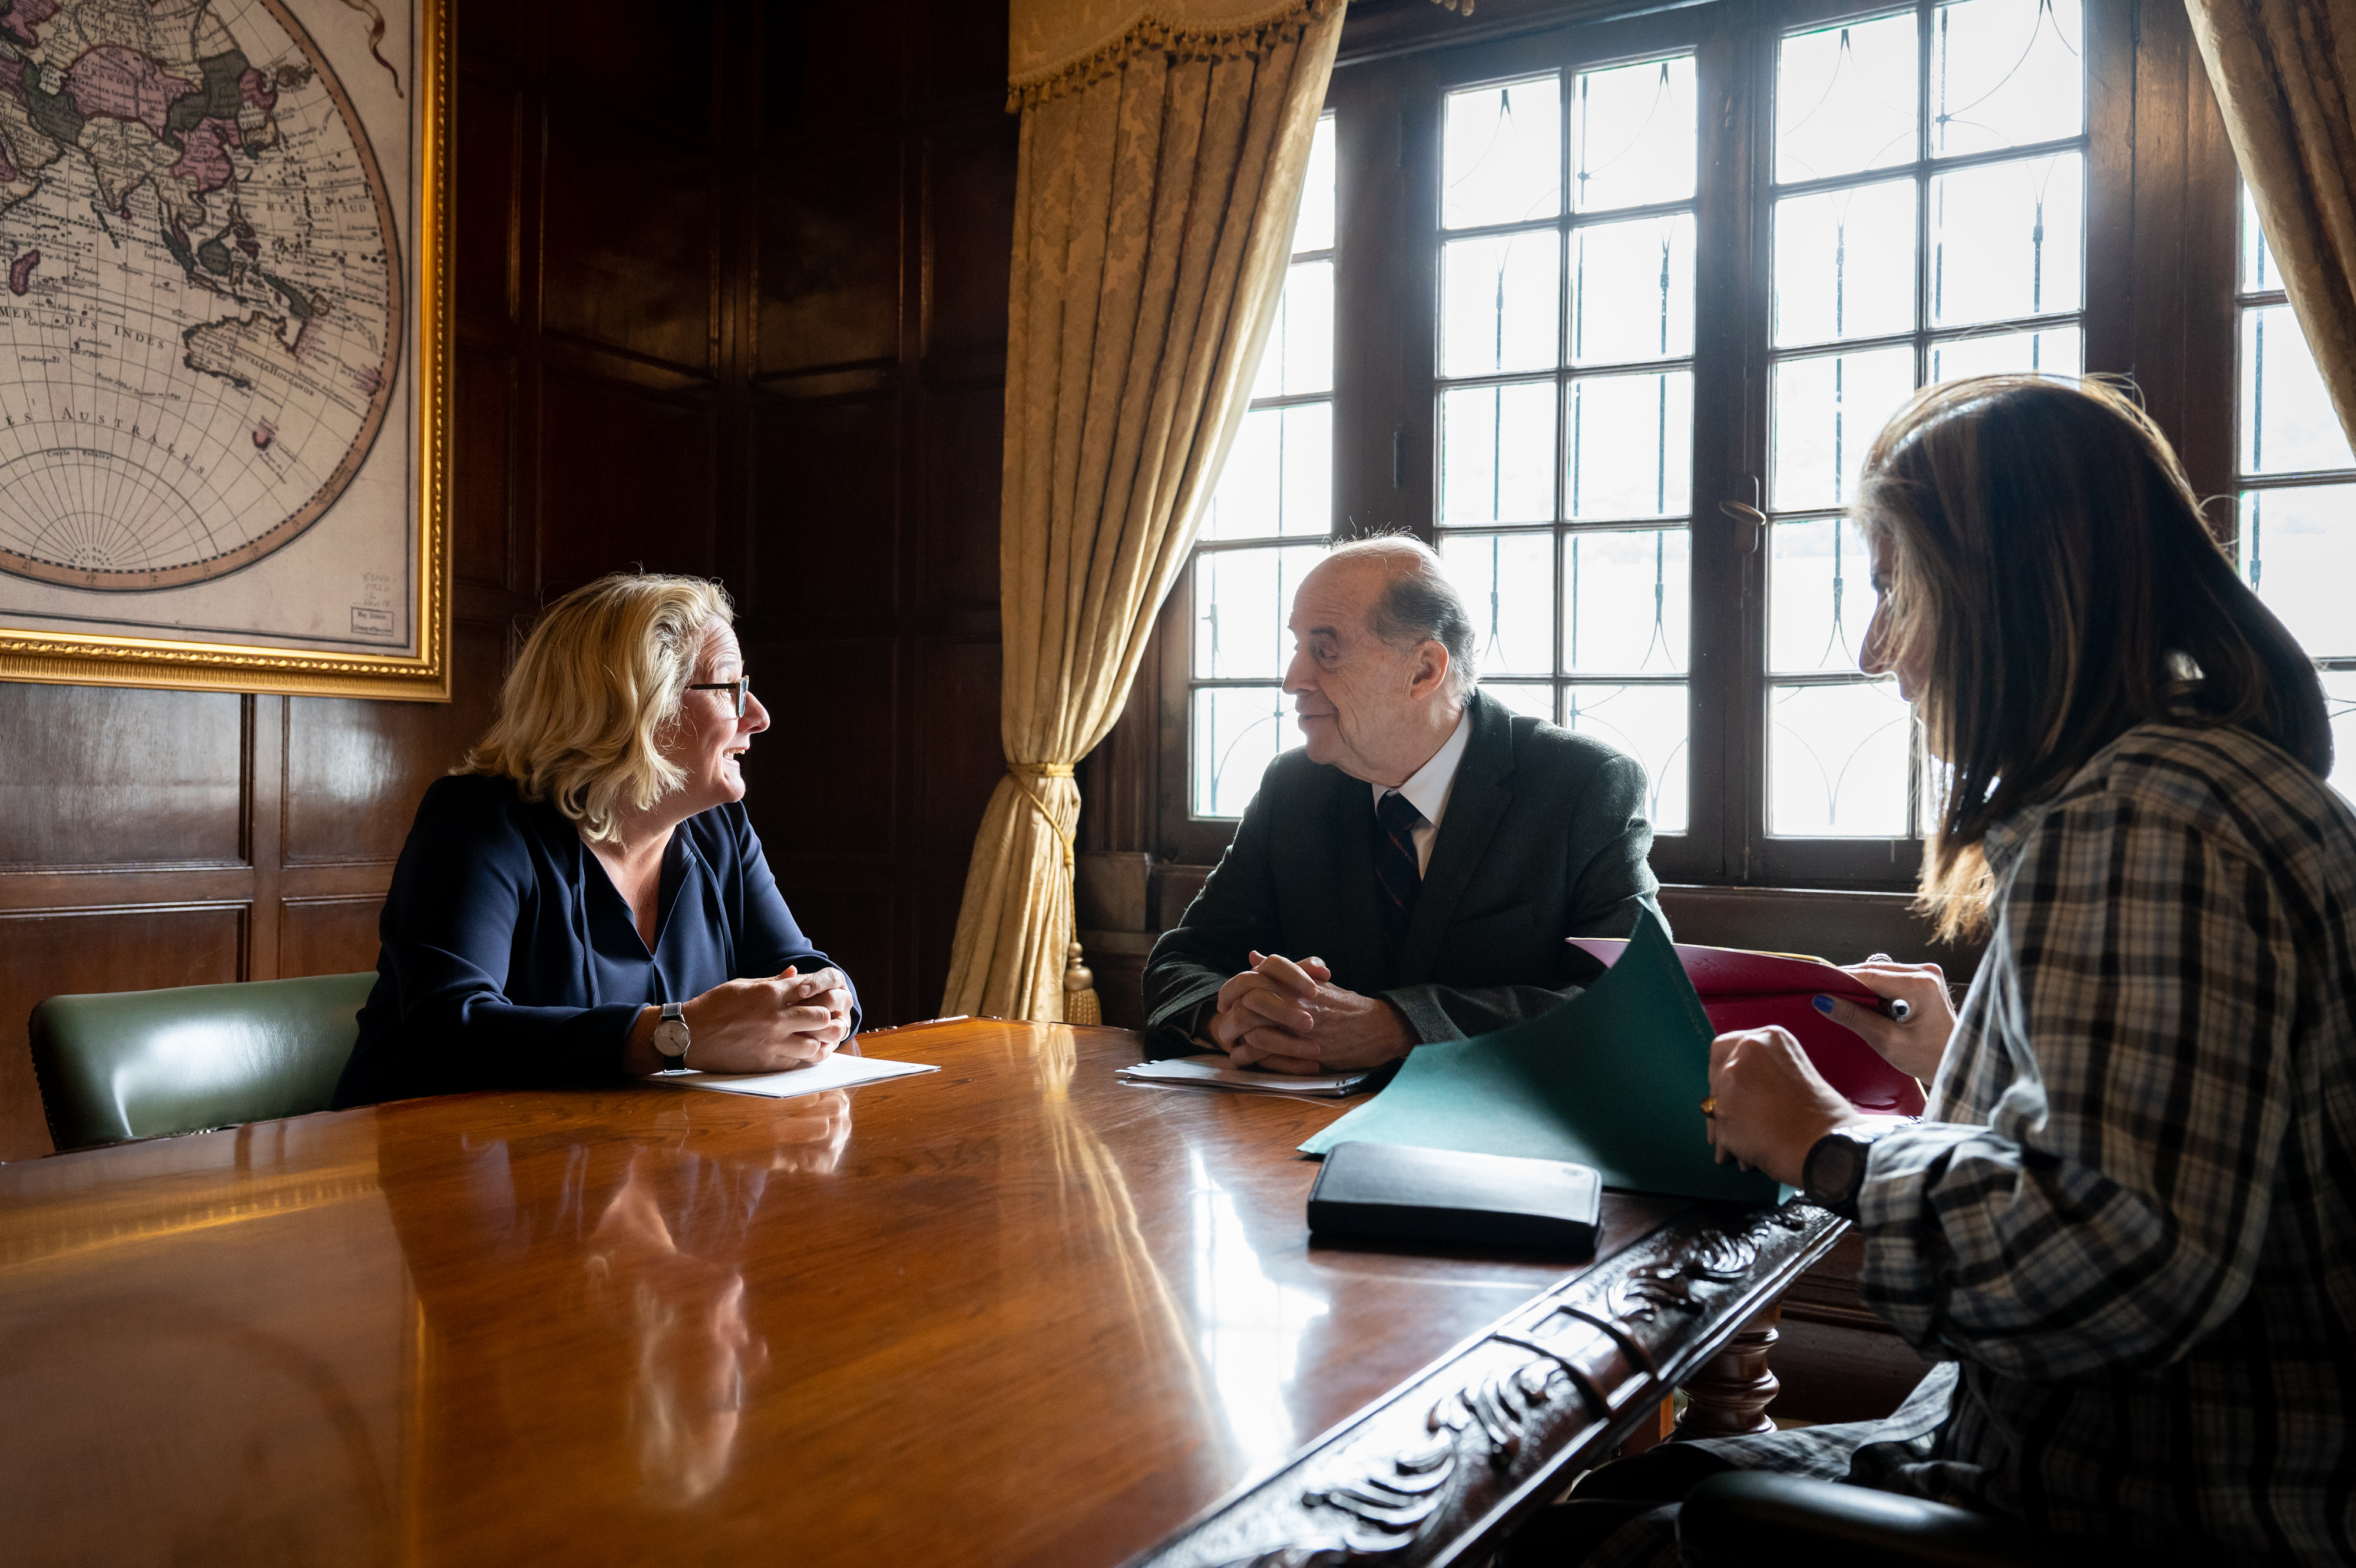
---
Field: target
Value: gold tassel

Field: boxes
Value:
[1063,941,1103,1027]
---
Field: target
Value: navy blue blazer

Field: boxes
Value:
[334,774,855,1107]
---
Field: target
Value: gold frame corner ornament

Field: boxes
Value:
[0,0,456,704]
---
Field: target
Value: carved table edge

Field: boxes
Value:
[1119,1200,1849,1568]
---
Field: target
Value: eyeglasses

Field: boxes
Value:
[686,676,752,717]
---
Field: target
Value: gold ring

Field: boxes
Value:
[1699,1095,1718,1116]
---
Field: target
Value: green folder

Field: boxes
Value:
[1299,905,1779,1203]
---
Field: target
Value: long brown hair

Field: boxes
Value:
[1855,375,2331,940]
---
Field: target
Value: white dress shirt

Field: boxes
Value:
[1371,710,1471,876]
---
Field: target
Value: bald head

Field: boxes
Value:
[1321,535,1478,700]
[1283,534,1476,786]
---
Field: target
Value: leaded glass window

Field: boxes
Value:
[1187,114,1337,819]
[1765,0,2087,836]
[2234,186,2356,803]
[1434,57,1700,832]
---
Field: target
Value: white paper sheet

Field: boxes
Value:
[1117,1054,1371,1097]
[655,1054,940,1099]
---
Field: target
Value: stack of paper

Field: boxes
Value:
[656,1054,939,1099]
[1117,1055,1372,1098]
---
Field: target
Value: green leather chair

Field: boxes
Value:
[29,971,378,1150]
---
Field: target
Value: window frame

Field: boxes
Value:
[1143,0,2241,884]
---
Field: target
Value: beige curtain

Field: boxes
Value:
[2189,0,2356,446]
[941,0,1345,1021]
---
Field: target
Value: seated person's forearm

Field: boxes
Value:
[618,1004,664,1076]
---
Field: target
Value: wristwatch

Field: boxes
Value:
[653,1002,691,1071]
[1801,1119,1905,1220]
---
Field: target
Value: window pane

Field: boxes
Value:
[1771,346,1917,511]
[2327,671,2356,807]
[1773,178,1917,347]
[2239,485,2356,661]
[1441,231,1561,377]
[1568,371,1693,519]
[1481,681,1557,722]
[1776,12,1919,185]
[1251,259,1334,399]
[2241,303,2356,475]
[1564,683,1687,832]
[1930,0,2084,157]
[1192,544,1327,679]
[1440,531,1553,677]
[1294,114,1337,254]
[1193,687,1303,819]
[1572,56,1696,213]
[1200,403,1332,542]
[1929,325,2083,382]
[1571,213,1696,365]
[1443,75,1562,230]
[1567,527,1690,674]
[1441,381,1557,525]
[1769,515,1875,674]
[2241,184,2279,295]
[1929,152,2084,328]
[1770,680,1912,835]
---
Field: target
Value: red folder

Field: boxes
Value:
[1566,938,1927,1116]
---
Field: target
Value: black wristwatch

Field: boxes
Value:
[1801,1120,1906,1220]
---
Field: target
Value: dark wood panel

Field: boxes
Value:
[547,0,717,142]
[452,350,515,589]
[757,138,903,375]
[918,0,1008,108]
[740,636,896,854]
[915,637,1004,859]
[750,392,898,623]
[541,107,716,372]
[0,904,246,1162]
[283,621,505,865]
[454,72,519,323]
[924,120,1018,355]
[0,687,243,869]
[764,1,906,143]
[918,385,1004,611]
[537,373,719,591]
[277,897,385,980]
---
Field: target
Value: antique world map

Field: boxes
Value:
[0,0,398,592]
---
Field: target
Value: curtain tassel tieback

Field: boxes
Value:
[1005,762,1100,1026]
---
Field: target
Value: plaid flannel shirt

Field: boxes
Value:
[1579,722,2356,1568]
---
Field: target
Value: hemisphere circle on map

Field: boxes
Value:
[0,0,401,591]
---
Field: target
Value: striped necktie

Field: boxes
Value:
[1374,789,1425,955]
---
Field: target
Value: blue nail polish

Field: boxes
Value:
[1811,994,1834,1014]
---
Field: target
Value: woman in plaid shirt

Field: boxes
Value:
[1543,375,2355,1566]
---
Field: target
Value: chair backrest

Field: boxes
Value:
[29,971,378,1150]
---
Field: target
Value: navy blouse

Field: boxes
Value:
[334,773,855,1107]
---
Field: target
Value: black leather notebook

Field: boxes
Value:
[1306,1140,1603,1254]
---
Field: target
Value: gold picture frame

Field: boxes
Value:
[0,0,452,702]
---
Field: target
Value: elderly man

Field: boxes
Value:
[1143,535,1663,1070]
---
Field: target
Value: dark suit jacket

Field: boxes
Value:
[1141,690,1662,1057]
[335,774,856,1107]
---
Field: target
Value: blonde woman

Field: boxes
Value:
[335,574,855,1107]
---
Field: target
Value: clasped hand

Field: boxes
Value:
[667,965,852,1074]
[1207,951,1415,1074]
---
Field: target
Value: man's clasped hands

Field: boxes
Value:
[1207,951,1417,1073]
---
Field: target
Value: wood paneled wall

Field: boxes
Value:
[0,0,1017,1160]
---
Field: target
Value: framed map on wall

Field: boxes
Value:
[0,0,449,702]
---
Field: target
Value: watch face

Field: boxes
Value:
[655,1019,690,1059]
[1806,1136,1867,1206]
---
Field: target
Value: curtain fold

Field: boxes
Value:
[942,0,1345,1021]
[2188,0,2356,447]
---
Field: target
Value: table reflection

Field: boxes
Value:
[379,1087,856,1520]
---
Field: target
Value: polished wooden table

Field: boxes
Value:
[0,1019,1841,1566]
